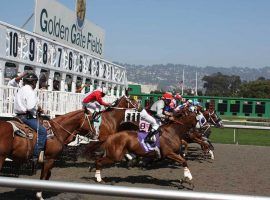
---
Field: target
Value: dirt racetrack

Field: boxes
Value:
[0,143,270,200]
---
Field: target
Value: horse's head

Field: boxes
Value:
[51,109,96,144]
[111,95,139,110]
[203,109,223,128]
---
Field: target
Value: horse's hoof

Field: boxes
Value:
[36,192,44,200]
[96,179,105,183]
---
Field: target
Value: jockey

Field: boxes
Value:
[175,99,194,112]
[173,93,182,107]
[142,92,173,145]
[82,87,112,121]
[14,73,47,163]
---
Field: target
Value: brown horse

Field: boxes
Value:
[180,108,223,159]
[90,112,199,186]
[0,109,94,200]
[83,95,139,158]
[98,95,139,142]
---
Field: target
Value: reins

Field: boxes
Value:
[50,112,95,144]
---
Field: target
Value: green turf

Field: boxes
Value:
[210,128,270,146]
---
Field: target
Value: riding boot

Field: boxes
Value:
[144,129,158,144]
[92,111,99,122]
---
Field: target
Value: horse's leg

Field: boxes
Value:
[180,140,188,157]
[95,157,115,182]
[36,138,61,200]
[0,156,6,171]
[94,141,127,182]
[166,152,192,181]
[36,159,55,200]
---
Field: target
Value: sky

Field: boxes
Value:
[0,0,270,68]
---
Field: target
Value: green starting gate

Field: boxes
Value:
[128,84,270,119]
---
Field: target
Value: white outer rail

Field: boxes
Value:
[0,177,269,200]
[223,124,270,130]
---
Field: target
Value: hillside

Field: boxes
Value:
[119,63,270,90]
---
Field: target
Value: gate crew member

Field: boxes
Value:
[14,73,47,163]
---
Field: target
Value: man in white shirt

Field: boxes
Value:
[7,71,28,87]
[14,73,47,163]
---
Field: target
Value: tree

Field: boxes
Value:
[202,72,241,97]
[239,79,270,98]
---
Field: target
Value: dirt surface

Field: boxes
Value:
[0,143,270,200]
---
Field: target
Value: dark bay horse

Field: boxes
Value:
[180,108,223,159]
[90,113,199,185]
[0,109,94,200]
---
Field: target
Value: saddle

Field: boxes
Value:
[8,118,35,139]
[7,117,54,139]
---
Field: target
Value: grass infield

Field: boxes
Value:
[211,128,270,146]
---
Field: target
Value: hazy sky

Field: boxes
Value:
[1,0,270,67]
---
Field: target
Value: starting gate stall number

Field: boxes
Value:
[0,22,127,86]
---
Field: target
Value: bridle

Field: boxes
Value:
[207,110,222,127]
[110,95,139,110]
[50,112,95,144]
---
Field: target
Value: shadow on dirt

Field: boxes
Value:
[0,189,60,200]
[81,174,194,190]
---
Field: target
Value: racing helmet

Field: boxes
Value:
[187,99,193,104]
[162,92,173,100]
[174,93,182,100]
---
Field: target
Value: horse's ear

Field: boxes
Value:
[125,88,129,96]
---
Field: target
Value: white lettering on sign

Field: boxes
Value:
[34,0,105,58]
[2,25,126,85]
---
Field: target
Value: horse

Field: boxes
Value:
[180,108,223,159]
[89,112,201,187]
[0,109,94,200]
[83,95,139,159]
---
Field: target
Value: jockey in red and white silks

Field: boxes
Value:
[82,87,111,112]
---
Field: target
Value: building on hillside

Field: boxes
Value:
[128,82,158,94]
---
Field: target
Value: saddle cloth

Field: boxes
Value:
[137,131,160,153]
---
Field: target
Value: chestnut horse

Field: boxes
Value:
[83,95,139,158]
[90,112,200,186]
[0,109,94,200]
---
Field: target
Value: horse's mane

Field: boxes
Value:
[53,109,84,122]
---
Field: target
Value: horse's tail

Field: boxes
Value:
[81,141,104,160]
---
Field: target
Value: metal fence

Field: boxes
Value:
[0,177,269,200]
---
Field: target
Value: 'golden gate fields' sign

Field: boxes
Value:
[34,0,105,58]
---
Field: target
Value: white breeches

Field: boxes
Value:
[83,101,102,112]
[140,109,160,130]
